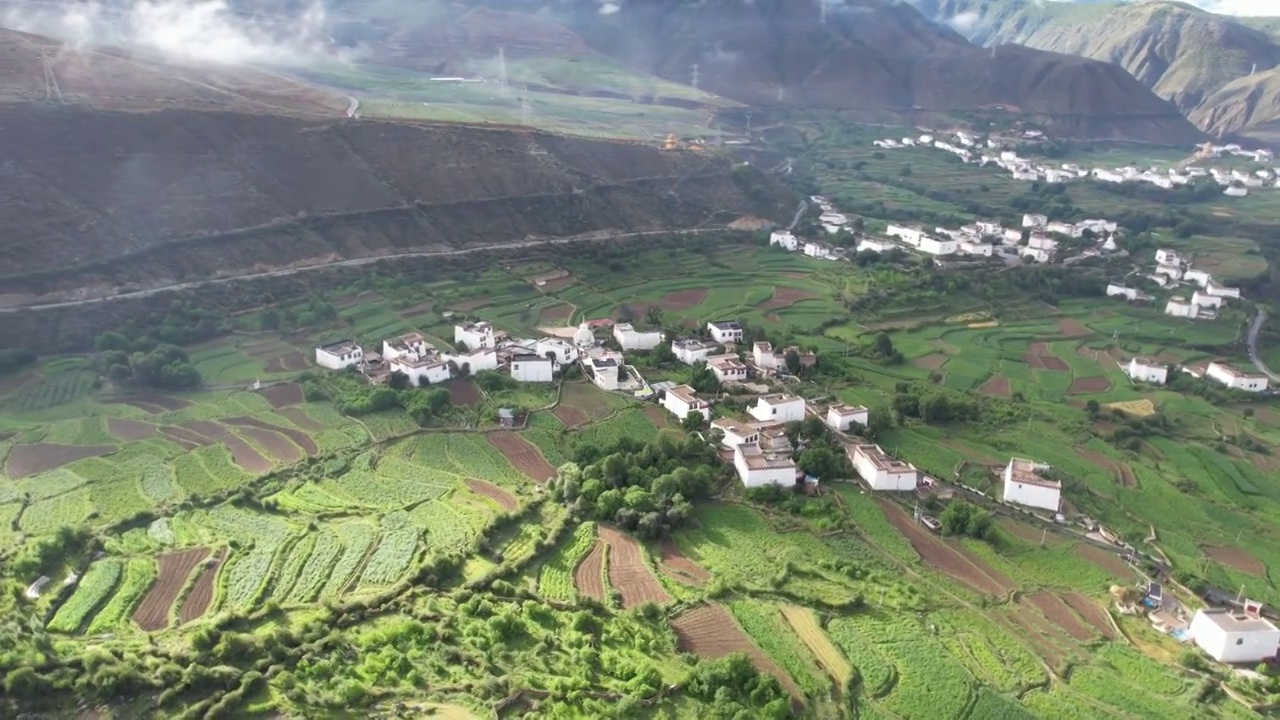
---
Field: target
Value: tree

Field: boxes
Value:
[939,501,994,540]
[388,370,411,390]
[864,403,894,439]
[900,163,913,177]
[645,306,665,327]
[682,412,705,432]
[798,447,843,480]
[687,363,719,394]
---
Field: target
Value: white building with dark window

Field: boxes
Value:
[662,384,710,422]
[1206,362,1269,392]
[708,321,744,345]
[847,444,918,491]
[770,230,799,251]
[749,394,806,424]
[315,340,364,370]
[537,338,579,366]
[1126,357,1168,385]
[709,355,748,384]
[733,443,797,488]
[826,403,869,432]
[455,321,496,351]
[672,338,719,365]
[390,354,451,386]
[1001,458,1060,512]
[1189,609,1280,663]
[613,323,664,351]
[711,418,759,449]
[510,354,554,382]
[382,333,429,362]
[589,357,620,391]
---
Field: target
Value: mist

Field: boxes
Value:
[0,0,347,66]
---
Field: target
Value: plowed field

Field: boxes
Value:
[599,526,670,609]
[106,418,157,441]
[179,548,227,625]
[133,547,209,631]
[1068,376,1111,394]
[878,498,1010,596]
[1026,592,1095,641]
[183,421,271,473]
[449,379,483,409]
[573,539,606,601]
[758,287,817,311]
[552,404,590,427]
[5,443,115,478]
[278,407,325,431]
[1062,592,1116,639]
[1076,446,1134,487]
[225,416,318,456]
[979,375,1011,397]
[672,603,803,700]
[1074,544,1136,581]
[488,432,556,483]
[657,289,708,311]
[1204,545,1266,575]
[643,405,672,429]
[1058,318,1092,337]
[466,479,518,512]
[256,383,304,408]
[658,537,709,586]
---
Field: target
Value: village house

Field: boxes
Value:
[315,340,364,370]
[733,442,798,488]
[1106,284,1140,301]
[672,338,719,365]
[803,241,839,260]
[536,338,579,366]
[1206,362,1269,393]
[711,418,758,448]
[886,223,926,246]
[1045,221,1078,237]
[769,230,799,251]
[1206,280,1242,299]
[1185,269,1213,287]
[613,323,664,351]
[918,236,957,256]
[1001,458,1061,512]
[826,403,869,432]
[709,355,748,384]
[1022,214,1048,228]
[958,239,993,257]
[382,332,429,362]
[749,394,806,424]
[848,444,918,491]
[1192,291,1223,309]
[510,354,554,383]
[445,347,498,374]
[662,384,711,422]
[1155,263,1184,281]
[707,320,744,345]
[1126,357,1168,385]
[455,321,496,351]
[1189,608,1280,664]
[1224,186,1249,197]
[754,423,793,454]
[1155,248,1184,267]
[391,353,451,386]
[1164,297,1198,319]
[752,341,782,371]
[589,357,621,391]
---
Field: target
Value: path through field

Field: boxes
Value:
[877,498,1011,596]
[599,526,670,609]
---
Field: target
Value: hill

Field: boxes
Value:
[909,0,1280,141]
[1192,66,1280,146]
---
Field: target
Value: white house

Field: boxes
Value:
[749,394,806,424]
[826,403,869,432]
[510,354,554,382]
[709,355,748,384]
[1022,214,1047,228]
[769,230,799,251]
[1207,280,1242,299]
[803,241,838,259]
[848,444,918,491]
[1126,357,1168,385]
[1001,458,1061,512]
[1206,362,1269,393]
[382,333,429,362]
[613,323,664,351]
[1165,296,1198,319]
[918,236,957,256]
[1192,291,1223,309]
[711,418,759,448]
[455,321,496,351]
[1106,284,1139,301]
[573,322,596,347]
[1023,247,1052,264]
[733,443,797,488]
[958,240,993,257]
[886,223,926,246]
[1155,264,1184,281]
[1189,609,1280,663]
[1046,221,1078,237]
[1225,186,1249,197]
[1185,269,1213,287]
[672,338,718,365]
[315,340,364,370]
[753,341,781,371]
[589,357,620,391]
[708,321,744,345]
[1155,248,1184,267]
[662,384,710,422]
[445,347,498,374]
[537,338,580,366]
[390,354,451,386]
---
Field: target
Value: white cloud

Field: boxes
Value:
[599,2,621,15]
[1,0,346,66]
[947,11,981,32]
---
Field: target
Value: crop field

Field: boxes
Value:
[599,525,670,609]
[48,559,123,634]
[537,522,597,602]
[671,603,804,700]
[133,548,209,632]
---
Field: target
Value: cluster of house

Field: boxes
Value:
[883,213,1117,263]
[873,132,1276,197]
[1121,355,1267,393]
[1106,248,1243,323]
[314,321,583,386]
[768,229,842,261]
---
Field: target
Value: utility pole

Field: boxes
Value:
[819,1,827,26]
[690,63,700,91]
[498,47,509,97]
[519,86,531,125]
[745,111,754,137]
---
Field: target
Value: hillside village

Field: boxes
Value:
[873,132,1278,197]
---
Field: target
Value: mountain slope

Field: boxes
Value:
[464,0,1200,143]
[910,0,1280,139]
[1192,67,1280,145]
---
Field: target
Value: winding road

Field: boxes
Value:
[1246,309,1280,381]
[345,96,360,119]
[1,228,721,314]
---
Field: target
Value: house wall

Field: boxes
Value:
[733,457,795,488]
[511,360,554,382]
[750,399,805,424]
[316,347,362,370]
[537,339,579,364]
[616,328,663,351]
[673,344,714,365]
[1002,481,1060,512]
[593,367,619,391]
[662,394,709,421]
[716,428,758,448]
[394,361,451,386]
[827,408,868,432]
[708,325,743,344]
[853,453,916,491]
[1127,362,1167,385]
[1190,613,1280,663]
[753,346,780,370]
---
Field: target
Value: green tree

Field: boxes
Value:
[682,412,705,432]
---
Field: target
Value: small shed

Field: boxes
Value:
[498,408,516,428]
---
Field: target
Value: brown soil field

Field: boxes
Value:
[1038,355,1070,372]
[599,526,671,609]
[106,417,157,441]
[1024,353,1045,370]
[278,407,325,431]
[159,426,213,451]
[257,383,304,408]
[130,394,192,411]
[1203,545,1266,576]
[449,379,483,409]
[400,300,435,316]
[488,432,556,482]
[1074,544,1136,581]
[979,375,1011,397]
[552,404,591,428]
[1057,318,1092,337]
[1062,592,1116,639]
[1068,376,1111,394]
[1075,447,1133,487]
[539,303,575,323]
[758,286,818,311]
[560,382,614,418]
[1253,406,1280,426]
[643,405,672,429]
[134,547,210,631]
[658,537,709,587]
[225,416,318,456]
[5,443,116,479]
[179,548,227,625]
[877,498,1008,596]
[573,539,606,601]
[948,540,1016,592]
[265,351,309,373]
[466,479,518,512]
[913,353,949,370]
[612,303,653,321]
[105,398,168,414]
[998,518,1061,546]
[1001,608,1069,668]
[235,426,303,464]
[539,275,577,292]
[449,297,491,312]
[182,421,273,474]
[657,288,709,311]
[672,604,804,700]
[1026,592,1095,641]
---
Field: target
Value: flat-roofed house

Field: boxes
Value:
[708,320,744,345]
[613,323,664,351]
[826,403,869,432]
[1206,362,1269,392]
[662,384,710,422]
[455,321,496,351]
[382,333,429,362]
[749,394,806,424]
[848,444,918,491]
[390,353,451,386]
[711,418,759,448]
[1126,357,1168,385]
[315,340,364,370]
[672,338,719,365]
[1001,458,1060,512]
[590,357,620,391]
[733,443,797,488]
[510,354,554,382]
[1189,608,1280,663]
[709,355,748,384]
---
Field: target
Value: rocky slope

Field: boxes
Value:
[1192,67,1280,146]
[909,0,1280,142]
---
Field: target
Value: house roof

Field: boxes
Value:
[849,444,915,473]
[1007,458,1059,489]
[709,320,742,331]
[711,357,746,370]
[758,393,803,407]
[753,341,773,353]
[712,418,756,436]
[829,403,868,416]
[590,357,618,368]
[1195,609,1279,634]
[667,384,707,406]
[1129,357,1161,368]
[392,355,446,369]
[736,443,796,470]
[673,338,717,350]
[318,340,360,355]
[458,321,492,333]
[498,408,515,419]
[512,354,551,363]
[1209,362,1265,380]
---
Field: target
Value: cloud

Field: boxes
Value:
[599,2,621,15]
[1045,0,1278,16]
[947,11,981,32]
[0,0,346,66]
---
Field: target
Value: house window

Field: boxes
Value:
[1237,638,1245,645]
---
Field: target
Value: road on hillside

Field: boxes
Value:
[1246,309,1280,381]
[345,96,360,118]
[0,228,722,314]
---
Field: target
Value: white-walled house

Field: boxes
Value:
[886,223,926,246]
[958,239,993,257]
[1189,609,1280,663]
[390,354,451,386]
[1207,280,1242,299]
[510,354,554,382]
[711,418,759,448]
[382,333,430,362]
[537,338,580,366]
[708,321,744,345]
[613,323,664,351]
[1001,458,1060,512]
[749,394,806,424]
[1022,214,1047,228]
[918,236,957,256]
[770,230,799,251]
[826,403,869,432]
[1185,269,1213,287]
[1106,284,1139,301]
[847,444,918,491]
[1126,357,1168,385]
[1192,291,1223,309]
[1155,248,1184,267]
[1165,296,1198,319]
[662,384,711,422]
[672,338,719,365]
[455,321,496,351]
[753,341,781,371]
[589,357,621,391]
[733,443,797,488]
[444,347,498,374]
[1207,363,1269,392]
[315,340,364,370]
[709,355,748,384]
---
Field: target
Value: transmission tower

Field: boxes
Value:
[690,63,700,91]
[745,111,753,137]
[819,1,827,26]
[1252,62,1258,76]
[777,86,785,103]
[41,50,64,104]
[519,86,531,125]
[498,47,509,97]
